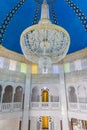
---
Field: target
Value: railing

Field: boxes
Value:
[13,102,22,110]
[79,103,87,111]
[68,103,87,112]
[68,103,78,110]
[31,102,39,108]
[0,102,22,112]
[41,102,49,109]
[51,102,60,109]
[2,103,12,112]
[30,102,60,110]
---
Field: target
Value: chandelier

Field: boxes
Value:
[20,0,70,70]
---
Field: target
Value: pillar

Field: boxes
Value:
[11,87,15,111]
[0,86,5,111]
[21,66,31,130]
[59,65,69,130]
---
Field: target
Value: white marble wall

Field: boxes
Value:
[30,116,60,130]
[0,118,19,130]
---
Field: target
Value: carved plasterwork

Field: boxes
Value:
[59,48,87,64]
[0,45,31,64]
[0,45,87,64]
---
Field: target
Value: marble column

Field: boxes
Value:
[21,66,31,130]
[59,65,69,130]
[0,87,5,111]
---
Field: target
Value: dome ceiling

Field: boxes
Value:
[0,0,87,55]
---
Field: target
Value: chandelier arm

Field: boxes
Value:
[32,3,41,25]
[64,0,87,32]
[0,0,27,45]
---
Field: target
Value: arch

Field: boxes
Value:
[42,116,49,129]
[42,90,49,102]
[14,86,23,102]
[31,87,39,102]
[77,86,87,103]
[2,85,13,103]
[68,86,77,103]
[0,85,2,102]
[50,87,59,102]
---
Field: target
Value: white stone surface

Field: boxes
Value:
[0,118,19,130]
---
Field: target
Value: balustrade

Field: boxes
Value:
[79,103,87,111]
[2,103,12,112]
[0,102,22,112]
[68,103,78,110]
[30,102,60,110]
[68,103,87,112]
[13,102,22,110]
[1,102,87,113]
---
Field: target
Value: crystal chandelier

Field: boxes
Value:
[20,0,70,69]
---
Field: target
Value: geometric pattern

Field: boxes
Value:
[32,3,41,25]
[0,0,26,45]
[50,3,58,25]
[65,0,87,32]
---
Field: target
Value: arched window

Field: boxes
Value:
[14,86,23,102]
[50,87,59,102]
[42,116,49,129]
[0,85,2,102]
[2,85,13,103]
[68,86,77,103]
[31,87,39,102]
[78,86,87,103]
[42,90,49,102]
[31,64,38,74]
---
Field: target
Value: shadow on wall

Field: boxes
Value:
[0,85,2,102]
[0,85,23,103]
[14,86,23,102]
[31,87,39,102]
[78,86,87,103]
[3,85,13,103]
[68,86,77,103]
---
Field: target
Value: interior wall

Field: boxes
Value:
[0,118,19,130]
[53,116,61,130]
[30,116,60,130]
[30,117,38,130]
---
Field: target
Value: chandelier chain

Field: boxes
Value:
[64,0,87,32]
[0,0,26,45]
[32,3,41,25]
[50,4,58,25]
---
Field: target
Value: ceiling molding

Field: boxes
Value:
[0,45,87,65]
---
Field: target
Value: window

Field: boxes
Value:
[64,63,70,73]
[0,57,4,68]
[42,116,49,129]
[9,60,17,71]
[21,63,27,73]
[31,64,38,74]
[74,60,82,71]
[52,65,59,74]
